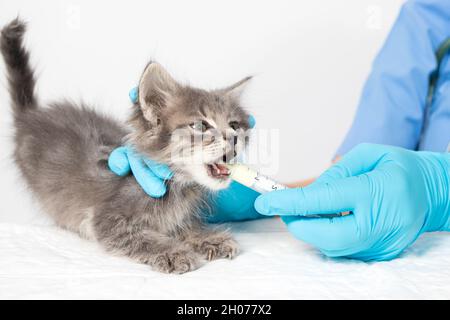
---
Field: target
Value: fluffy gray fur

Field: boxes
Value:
[0,18,251,274]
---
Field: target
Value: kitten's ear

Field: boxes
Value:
[138,62,179,125]
[222,76,252,99]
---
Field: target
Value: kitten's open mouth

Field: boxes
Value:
[206,163,230,180]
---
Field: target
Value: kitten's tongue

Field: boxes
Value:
[211,163,230,176]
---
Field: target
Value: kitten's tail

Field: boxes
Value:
[0,18,37,113]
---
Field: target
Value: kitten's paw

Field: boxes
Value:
[151,250,200,274]
[200,236,239,261]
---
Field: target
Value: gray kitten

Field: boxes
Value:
[1,18,252,274]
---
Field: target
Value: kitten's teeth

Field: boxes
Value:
[208,163,231,179]
[211,163,220,175]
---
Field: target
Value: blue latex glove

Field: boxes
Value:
[206,181,261,223]
[255,143,450,261]
[337,0,450,154]
[108,146,173,198]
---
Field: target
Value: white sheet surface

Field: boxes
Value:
[1,218,449,299]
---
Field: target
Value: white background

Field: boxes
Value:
[0,0,405,224]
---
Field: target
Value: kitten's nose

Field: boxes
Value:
[222,150,237,163]
[222,133,238,162]
[223,133,238,146]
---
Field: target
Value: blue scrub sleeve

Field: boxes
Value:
[337,0,450,156]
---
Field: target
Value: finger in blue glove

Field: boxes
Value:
[108,146,131,176]
[108,145,171,198]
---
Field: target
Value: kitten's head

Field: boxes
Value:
[128,62,251,190]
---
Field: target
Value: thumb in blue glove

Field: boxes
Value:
[255,143,450,261]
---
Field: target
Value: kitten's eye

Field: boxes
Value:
[189,121,208,132]
[229,121,240,131]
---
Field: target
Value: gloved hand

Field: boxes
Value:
[108,146,173,198]
[255,143,450,261]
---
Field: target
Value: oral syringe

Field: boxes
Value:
[225,163,344,218]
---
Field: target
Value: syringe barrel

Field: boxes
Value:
[247,174,288,194]
[226,163,344,218]
[225,163,283,193]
